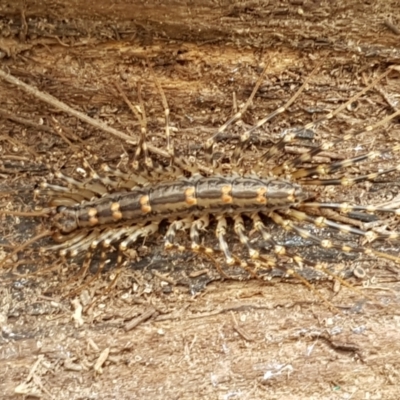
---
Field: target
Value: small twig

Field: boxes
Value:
[0,68,135,143]
[50,116,80,151]
[384,19,400,35]
[124,307,156,331]
[374,85,399,112]
[0,107,51,133]
[230,311,254,341]
[151,269,176,285]
[0,133,39,158]
[93,347,110,374]
[0,68,213,174]
[20,6,28,42]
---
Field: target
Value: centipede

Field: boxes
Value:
[1,61,400,310]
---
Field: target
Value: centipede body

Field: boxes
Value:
[1,61,400,309]
[51,176,306,233]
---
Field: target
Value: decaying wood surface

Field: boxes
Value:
[1,1,400,399]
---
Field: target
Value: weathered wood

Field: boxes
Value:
[1,1,400,399]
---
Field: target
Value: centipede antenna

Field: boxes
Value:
[0,208,53,217]
[4,61,400,312]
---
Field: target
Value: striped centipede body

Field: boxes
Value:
[2,61,400,310]
[51,176,305,233]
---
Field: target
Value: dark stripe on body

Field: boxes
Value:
[57,176,307,232]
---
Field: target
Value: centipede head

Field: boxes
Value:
[2,62,400,313]
[52,206,79,234]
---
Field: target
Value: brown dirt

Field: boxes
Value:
[1,1,400,399]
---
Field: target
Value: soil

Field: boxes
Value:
[1,1,400,399]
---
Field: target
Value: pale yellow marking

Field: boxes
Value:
[300,231,310,239]
[88,207,98,226]
[221,185,233,204]
[110,202,120,212]
[341,177,352,186]
[185,187,197,206]
[256,187,267,204]
[111,202,122,221]
[287,188,296,202]
[321,239,332,248]
[112,211,123,220]
[315,217,326,228]
[89,217,98,226]
[140,195,152,214]
[88,207,98,217]
[340,203,352,213]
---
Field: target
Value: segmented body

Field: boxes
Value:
[2,62,400,306]
[53,176,307,233]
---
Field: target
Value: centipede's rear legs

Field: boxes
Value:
[251,213,343,312]
[200,61,324,169]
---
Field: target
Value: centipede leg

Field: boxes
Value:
[84,223,161,311]
[82,250,127,314]
[0,229,53,271]
[67,249,117,300]
[265,212,380,303]
[271,248,342,313]
[251,213,343,312]
[61,247,95,292]
[204,63,269,166]
[88,224,157,291]
[60,228,129,295]
[232,215,260,278]
[215,216,234,266]
[271,210,400,265]
[241,76,320,165]
[164,217,194,251]
[272,68,399,176]
[187,214,229,279]
[214,216,258,279]
[119,222,160,251]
